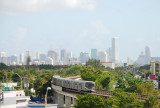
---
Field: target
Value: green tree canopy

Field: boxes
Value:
[75,94,105,108]
[86,59,105,70]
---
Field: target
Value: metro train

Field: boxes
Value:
[52,76,95,92]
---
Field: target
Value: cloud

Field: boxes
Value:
[74,20,109,49]
[0,0,96,15]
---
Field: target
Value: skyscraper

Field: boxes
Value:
[26,51,33,61]
[48,50,59,61]
[36,51,40,60]
[19,53,25,65]
[145,46,151,64]
[107,48,112,62]
[91,49,98,60]
[136,52,145,65]
[11,54,18,64]
[61,49,67,61]
[112,37,119,63]
[98,51,107,62]
[80,52,90,64]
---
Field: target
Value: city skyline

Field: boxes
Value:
[0,0,160,61]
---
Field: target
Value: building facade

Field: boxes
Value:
[91,49,98,60]
[111,37,119,63]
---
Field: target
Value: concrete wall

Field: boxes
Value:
[0,91,16,108]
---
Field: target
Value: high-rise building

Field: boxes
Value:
[145,46,151,64]
[112,37,119,63]
[98,51,107,62]
[36,51,40,60]
[26,51,33,61]
[19,53,25,65]
[0,52,7,63]
[136,52,145,65]
[80,52,90,64]
[107,48,112,62]
[48,50,59,61]
[61,49,67,61]
[91,49,98,60]
[1,57,7,65]
[11,54,18,65]
[7,57,11,65]
[40,54,46,62]
[67,52,73,59]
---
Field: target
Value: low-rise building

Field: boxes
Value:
[101,62,115,69]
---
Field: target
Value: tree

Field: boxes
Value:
[105,91,144,108]
[86,59,105,70]
[126,78,155,94]
[95,72,114,90]
[75,94,105,108]
[81,67,102,81]
[145,96,159,108]
[0,63,8,70]
[26,56,31,65]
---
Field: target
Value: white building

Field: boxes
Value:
[112,37,119,63]
[45,57,54,65]
[136,52,145,65]
[145,46,151,64]
[36,51,40,60]
[98,51,107,62]
[0,52,7,64]
[101,62,115,69]
[19,53,25,65]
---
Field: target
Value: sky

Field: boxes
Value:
[0,0,160,62]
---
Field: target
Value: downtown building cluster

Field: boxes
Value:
[0,37,159,68]
[0,37,120,68]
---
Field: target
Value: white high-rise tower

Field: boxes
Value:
[112,37,119,63]
[145,46,151,64]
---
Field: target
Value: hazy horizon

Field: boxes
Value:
[0,0,160,62]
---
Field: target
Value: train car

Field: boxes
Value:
[52,76,95,92]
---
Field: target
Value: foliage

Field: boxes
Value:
[75,94,105,108]
[76,91,144,108]
[81,67,103,81]
[126,78,155,94]
[139,65,151,71]
[86,59,105,70]
[0,63,8,70]
[145,96,159,108]
[0,70,13,82]
[95,72,115,90]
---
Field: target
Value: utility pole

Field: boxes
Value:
[24,77,29,96]
[27,78,29,96]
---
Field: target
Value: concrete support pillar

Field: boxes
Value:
[72,97,77,107]
[65,96,71,108]
[53,92,58,104]
[58,93,64,108]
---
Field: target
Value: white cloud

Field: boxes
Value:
[0,0,96,15]
[74,20,109,48]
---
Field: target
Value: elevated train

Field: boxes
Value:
[52,76,95,92]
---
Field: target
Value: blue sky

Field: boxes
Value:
[0,0,160,62]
